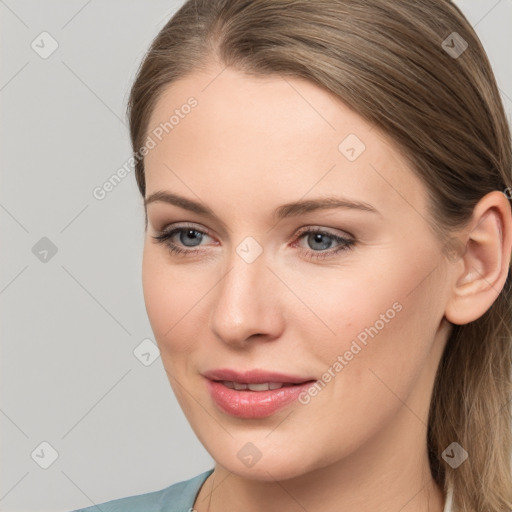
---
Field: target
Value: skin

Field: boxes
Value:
[141,61,512,512]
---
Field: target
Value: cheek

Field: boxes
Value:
[142,245,209,410]
[282,255,443,449]
[291,249,442,382]
[142,246,197,352]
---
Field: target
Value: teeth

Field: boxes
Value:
[248,383,272,391]
[221,381,294,391]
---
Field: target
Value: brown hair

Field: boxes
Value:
[127,1,512,509]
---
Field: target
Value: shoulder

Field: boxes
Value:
[68,469,214,512]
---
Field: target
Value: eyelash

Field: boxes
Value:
[151,224,355,261]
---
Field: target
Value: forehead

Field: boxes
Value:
[144,64,428,220]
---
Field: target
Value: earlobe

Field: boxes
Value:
[444,191,512,326]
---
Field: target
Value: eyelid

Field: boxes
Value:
[156,222,216,240]
[294,225,354,240]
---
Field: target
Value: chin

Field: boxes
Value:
[226,457,313,482]
[204,438,326,482]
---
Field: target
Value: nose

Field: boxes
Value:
[209,248,285,348]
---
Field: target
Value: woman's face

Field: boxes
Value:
[142,63,454,481]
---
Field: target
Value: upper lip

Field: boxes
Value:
[202,368,316,384]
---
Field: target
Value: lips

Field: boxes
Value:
[202,368,314,385]
[203,368,317,419]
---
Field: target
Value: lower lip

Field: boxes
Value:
[205,379,316,419]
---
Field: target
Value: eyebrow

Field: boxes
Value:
[144,191,380,220]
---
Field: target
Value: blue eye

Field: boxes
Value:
[152,226,212,255]
[175,228,204,247]
[294,228,355,260]
[152,225,355,260]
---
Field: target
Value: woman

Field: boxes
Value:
[72,0,512,510]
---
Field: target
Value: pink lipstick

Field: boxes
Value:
[203,368,317,419]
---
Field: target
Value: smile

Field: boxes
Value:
[220,381,298,391]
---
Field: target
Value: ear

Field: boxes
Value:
[444,190,512,326]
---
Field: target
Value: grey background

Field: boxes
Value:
[1,1,510,511]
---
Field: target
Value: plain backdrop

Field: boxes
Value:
[1,1,511,511]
